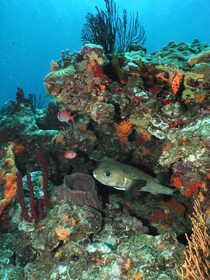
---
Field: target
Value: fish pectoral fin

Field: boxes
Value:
[132,179,147,189]
[125,179,147,200]
[126,179,147,191]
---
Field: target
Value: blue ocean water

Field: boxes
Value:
[0,0,209,107]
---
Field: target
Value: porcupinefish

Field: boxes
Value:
[93,160,174,195]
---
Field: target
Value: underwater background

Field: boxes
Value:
[0,0,210,279]
[0,0,210,107]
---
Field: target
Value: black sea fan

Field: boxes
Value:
[81,0,146,54]
[116,9,146,52]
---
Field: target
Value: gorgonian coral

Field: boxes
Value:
[81,0,146,54]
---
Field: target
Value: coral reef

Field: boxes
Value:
[0,38,210,279]
[158,117,210,199]
[0,144,18,216]
[0,189,184,279]
[115,120,133,142]
[145,39,209,69]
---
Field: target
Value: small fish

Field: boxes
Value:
[57,111,76,124]
[93,160,174,195]
[64,150,77,159]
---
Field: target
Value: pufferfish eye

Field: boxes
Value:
[103,170,111,178]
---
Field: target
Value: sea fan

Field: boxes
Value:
[81,0,146,54]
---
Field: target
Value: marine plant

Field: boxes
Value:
[81,0,146,54]
[15,87,46,110]
[16,150,50,224]
[177,200,210,279]
[31,93,46,109]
